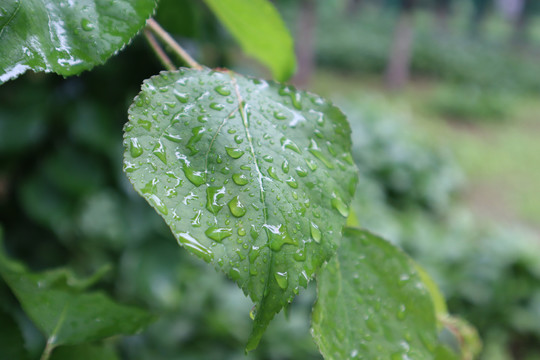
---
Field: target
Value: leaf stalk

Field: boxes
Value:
[146,18,202,70]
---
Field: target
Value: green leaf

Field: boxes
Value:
[312,228,439,359]
[50,343,119,360]
[202,0,296,82]
[0,309,29,360]
[123,68,357,350]
[0,0,157,84]
[0,243,154,350]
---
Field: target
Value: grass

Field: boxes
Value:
[310,70,540,232]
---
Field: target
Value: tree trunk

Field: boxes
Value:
[512,0,532,46]
[292,0,317,87]
[385,7,414,90]
[435,0,452,34]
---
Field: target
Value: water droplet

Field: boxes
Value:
[209,102,224,111]
[285,177,298,189]
[177,232,213,262]
[295,167,308,177]
[232,173,248,186]
[238,227,246,236]
[293,248,306,262]
[148,194,168,215]
[273,111,287,120]
[228,196,246,217]
[331,193,349,217]
[187,126,205,155]
[274,271,288,290]
[278,86,302,110]
[305,158,318,171]
[183,165,206,187]
[310,222,322,243]
[280,137,301,154]
[174,90,188,103]
[214,85,231,96]
[249,306,257,320]
[129,138,143,158]
[234,135,243,144]
[137,119,152,131]
[206,186,225,214]
[299,271,309,287]
[163,132,182,143]
[81,18,94,31]
[281,160,289,173]
[267,167,279,180]
[191,210,202,227]
[152,141,167,164]
[264,224,297,251]
[262,155,274,163]
[250,225,259,240]
[205,226,233,242]
[308,139,334,169]
[226,147,244,159]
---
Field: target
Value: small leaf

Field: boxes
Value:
[312,228,439,359]
[0,242,154,350]
[202,0,296,81]
[0,0,157,84]
[123,68,357,350]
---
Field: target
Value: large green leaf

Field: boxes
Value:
[123,68,357,349]
[0,0,157,84]
[312,228,439,359]
[0,243,154,352]
[202,0,296,82]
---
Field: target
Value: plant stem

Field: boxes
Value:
[40,341,55,360]
[146,18,202,70]
[144,29,175,71]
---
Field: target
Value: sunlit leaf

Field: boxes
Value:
[123,68,357,350]
[0,0,157,84]
[312,228,439,359]
[202,0,296,81]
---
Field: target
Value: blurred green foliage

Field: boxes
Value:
[2,0,540,358]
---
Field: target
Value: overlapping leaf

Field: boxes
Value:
[0,241,154,351]
[202,0,296,81]
[0,0,157,84]
[312,228,440,359]
[123,68,357,349]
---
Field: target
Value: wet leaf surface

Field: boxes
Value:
[0,0,157,84]
[312,228,439,360]
[123,68,357,350]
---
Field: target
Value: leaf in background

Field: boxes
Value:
[0,0,157,84]
[50,343,119,360]
[123,68,357,350]
[0,309,29,360]
[0,242,154,352]
[312,228,439,359]
[202,0,296,82]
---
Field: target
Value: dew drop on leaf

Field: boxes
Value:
[228,195,247,217]
[274,272,289,290]
[205,226,233,242]
[129,138,143,158]
[232,173,249,186]
[226,147,245,159]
